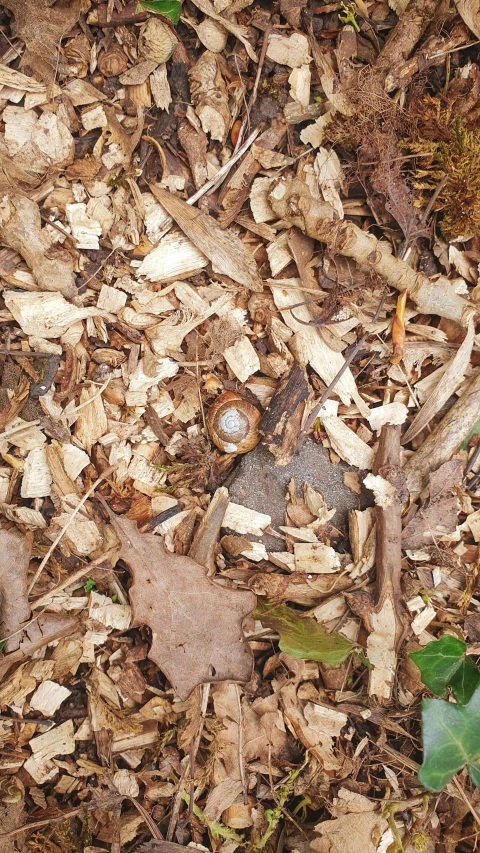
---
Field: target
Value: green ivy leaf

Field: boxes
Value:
[410,635,480,703]
[419,684,480,791]
[255,599,353,666]
[135,0,181,24]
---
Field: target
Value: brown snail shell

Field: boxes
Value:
[207,391,261,454]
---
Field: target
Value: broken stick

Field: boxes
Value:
[268,179,476,326]
[352,425,409,702]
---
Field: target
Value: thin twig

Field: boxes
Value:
[187,127,260,205]
[27,467,115,595]
[300,294,387,440]
[235,685,248,805]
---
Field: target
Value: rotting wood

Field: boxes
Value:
[259,364,310,465]
[188,486,229,576]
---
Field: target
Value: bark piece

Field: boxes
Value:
[105,508,255,699]
[189,50,230,142]
[268,179,476,326]
[149,185,263,291]
[189,0,257,61]
[0,527,31,653]
[259,364,310,465]
[0,196,76,299]
[455,0,480,37]
[189,487,229,576]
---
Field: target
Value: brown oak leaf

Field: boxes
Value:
[2,0,82,86]
[109,513,256,699]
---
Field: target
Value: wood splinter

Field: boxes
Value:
[350,424,409,703]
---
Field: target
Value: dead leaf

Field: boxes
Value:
[149,185,263,291]
[2,0,82,85]
[402,460,462,549]
[311,810,389,853]
[106,510,256,699]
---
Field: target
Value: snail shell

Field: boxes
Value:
[207,391,261,454]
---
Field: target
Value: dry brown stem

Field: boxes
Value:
[352,426,408,702]
[268,179,476,326]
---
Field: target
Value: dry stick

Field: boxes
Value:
[187,127,260,205]
[235,684,248,806]
[166,683,210,841]
[299,294,387,445]
[404,370,480,500]
[268,178,476,326]
[374,0,440,76]
[357,425,409,703]
[27,466,115,595]
[233,19,274,152]
[188,487,229,576]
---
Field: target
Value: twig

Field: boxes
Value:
[30,548,119,611]
[0,419,41,443]
[299,294,387,443]
[27,467,115,595]
[187,127,260,205]
[166,683,210,841]
[235,685,248,805]
[0,793,122,841]
[354,426,409,702]
[233,20,274,152]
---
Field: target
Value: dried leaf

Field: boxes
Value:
[2,0,82,85]
[402,317,475,444]
[149,185,263,291]
[106,510,256,699]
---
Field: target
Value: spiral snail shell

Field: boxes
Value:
[207,391,261,454]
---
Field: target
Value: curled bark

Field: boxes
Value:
[268,179,476,326]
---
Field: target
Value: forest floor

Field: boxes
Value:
[1,0,480,851]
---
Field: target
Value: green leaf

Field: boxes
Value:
[84,577,97,593]
[460,419,480,451]
[135,0,181,24]
[450,655,480,705]
[419,684,480,790]
[254,599,353,666]
[410,635,480,703]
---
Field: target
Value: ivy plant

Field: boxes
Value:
[135,0,181,24]
[410,636,480,791]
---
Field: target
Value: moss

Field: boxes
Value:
[409,101,480,240]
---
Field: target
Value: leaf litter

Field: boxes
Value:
[1,0,480,851]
